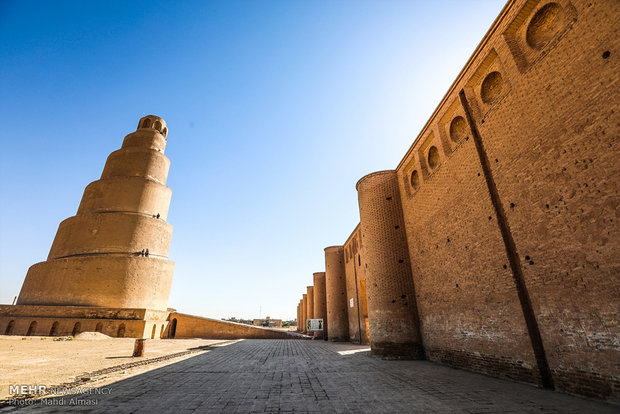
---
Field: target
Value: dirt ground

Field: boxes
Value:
[0,335,234,400]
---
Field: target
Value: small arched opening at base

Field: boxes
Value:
[49,321,59,336]
[159,324,165,339]
[5,320,15,335]
[151,324,157,339]
[71,322,81,336]
[26,321,37,336]
[117,324,126,338]
[95,322,103,333]
[168,318,177,339]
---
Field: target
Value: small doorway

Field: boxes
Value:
[168,318,177,338]
[49,321,59,336]
[5,320,15,335]
[117,323,126,338]
[26,321,37,336]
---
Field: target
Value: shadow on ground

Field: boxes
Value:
[2,339,617,413]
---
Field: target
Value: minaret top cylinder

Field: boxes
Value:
[122,115,169,153]
[137,115,168,138]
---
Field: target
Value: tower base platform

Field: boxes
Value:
[0,305,170,339]
[0,305,308,340]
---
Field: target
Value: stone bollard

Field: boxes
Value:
[133,338,146,357]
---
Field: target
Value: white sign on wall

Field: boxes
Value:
[349,298,354,308]
[306,319,324,331]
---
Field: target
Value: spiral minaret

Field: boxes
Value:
[16,115,175,311]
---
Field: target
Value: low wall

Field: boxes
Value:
[170,313,305,339]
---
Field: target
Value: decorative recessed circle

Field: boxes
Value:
[526,3,562,50]
[427,146,440,170]
[480,71,504,104]
[449,116,468,142]
[410,170,420,190]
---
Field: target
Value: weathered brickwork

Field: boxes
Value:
[343,225,369,345]
[393,0,619,400]
[357,170,424,358]
[324,246,349,341]
[473,1,619,399]
[299,0,619,401]
[313,272,327,339]
[398,122,540,383]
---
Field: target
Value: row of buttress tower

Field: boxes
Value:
[295,0,620,401]
[296,171,423,358]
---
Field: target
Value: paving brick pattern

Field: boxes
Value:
[17,340,618,413]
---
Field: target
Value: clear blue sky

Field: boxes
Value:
[0,0,505,320]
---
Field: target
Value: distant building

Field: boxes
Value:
[222,317,253,325]
[253,316,282,328]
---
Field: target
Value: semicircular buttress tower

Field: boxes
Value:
[1,115,175,339]
[324,246,349,342]
[312,272,327,339]
[356,170,424,358]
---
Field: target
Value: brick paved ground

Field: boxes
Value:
[8,340,619,413]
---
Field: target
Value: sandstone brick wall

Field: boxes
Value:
[357,171,423,358]
[296,0,618,399]
[313,272,327,339]
[170,313,301,340]
[472,0,620,397]
[343,225,369,345]
[393,0,619,399]
[324,246,349,341]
